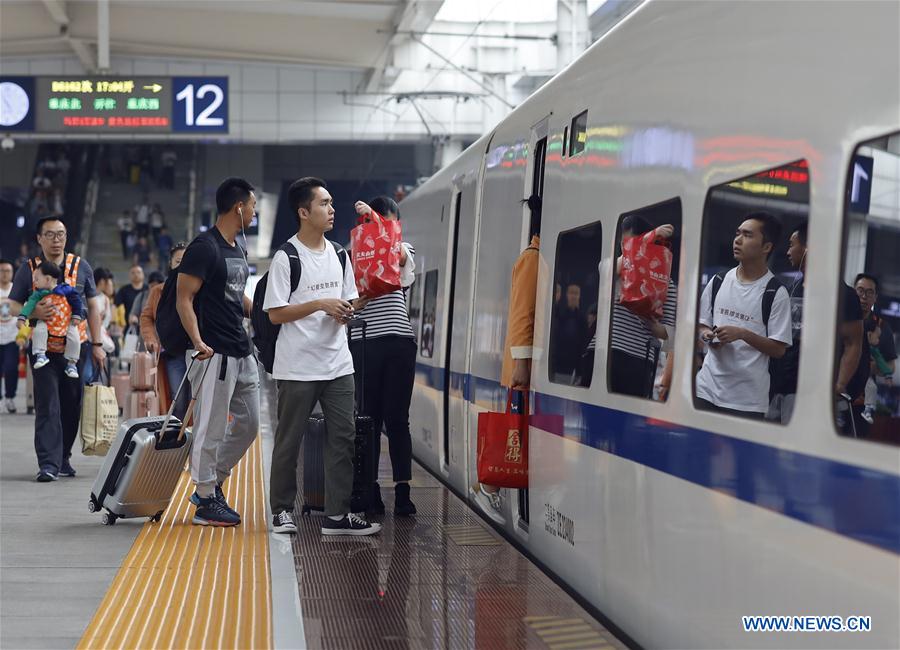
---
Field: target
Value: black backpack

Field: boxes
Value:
[155,233,223,355]
[710,271,782,334]
[251,240,347,374]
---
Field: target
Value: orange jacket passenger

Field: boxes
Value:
[500,235,540,388]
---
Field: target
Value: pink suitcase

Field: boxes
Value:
[126,390,159,420]
[130,351,157,390]
[111,372,131,413]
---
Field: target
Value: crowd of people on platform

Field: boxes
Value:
[116,197,173,272]
[29,148,71,221]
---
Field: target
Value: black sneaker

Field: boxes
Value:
[36,470,58,482]
[321,513,382,536]
[394,482,417,516]
[192,496,240,527]
[272,510,297,534]
[189,484,241,521]
[59,459,76,477]
[369,482,386,515]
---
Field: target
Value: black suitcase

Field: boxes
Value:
[300,318,378,515]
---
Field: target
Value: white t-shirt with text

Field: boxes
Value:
[695,267,791,413]
[263,236,358,381]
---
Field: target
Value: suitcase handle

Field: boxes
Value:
[158,351,213,443]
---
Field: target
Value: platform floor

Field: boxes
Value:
[1,380,625,649]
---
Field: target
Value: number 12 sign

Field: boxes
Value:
[172,77,228,133]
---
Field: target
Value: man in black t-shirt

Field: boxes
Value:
[176,177,259,527]
[836,280,866,437]
[114,265,146,318]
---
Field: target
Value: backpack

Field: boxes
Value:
[710,271,782,335]
[251,239,347,374]
[154,233,223,355]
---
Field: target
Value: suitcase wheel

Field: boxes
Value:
[102,512,117,526]
[150,511,163,523]
[88,499,98,513]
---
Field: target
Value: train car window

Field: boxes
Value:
[420,269,438,358]
[408,272,422,344]
[607,198,682,401]
[693,160,810,424]
[548,221,603,387]
[834,133,900,446]
[569,110,588,156]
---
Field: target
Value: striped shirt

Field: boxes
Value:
[350,243,416,341]
[609,280,677,358]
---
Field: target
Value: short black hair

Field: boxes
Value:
[35,216,65,235]
[793,222,808,247]
[855,273,878,291]
[170,241,188,256]
[288,177,327,218]
[745,211,782,257]
[0,258,13,268]
[621,214,654,237]
[521,194,542,237]
[215,177,254,215]
[36,260,62,281]
[93,266,113,284]
[369,196,400,219]
[148,271,165,284]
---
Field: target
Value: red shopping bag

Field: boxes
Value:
[619,231,672,319]
[350,211,403,298]
[476,391,529,489]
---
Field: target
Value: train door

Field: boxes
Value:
[442,189,463,471]
[518,116,549,528]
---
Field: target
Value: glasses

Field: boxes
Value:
[855,287,876,298]
[41,230,67,241]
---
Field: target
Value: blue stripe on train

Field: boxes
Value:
[414,362,900,555]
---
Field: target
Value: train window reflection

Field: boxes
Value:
[420,269,438,358]
[835,133,900,445]
[693,160,810,424]
[408,272,422,344]
[607,198,681,401]
[549,221,602,387]
[569,110,588,156]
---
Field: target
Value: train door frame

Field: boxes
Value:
[517,115,550,532]
[440,187,463,473]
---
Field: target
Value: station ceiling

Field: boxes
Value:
[0,0,443,76]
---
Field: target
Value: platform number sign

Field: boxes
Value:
[849,154,874,214]
[172,77,228,133]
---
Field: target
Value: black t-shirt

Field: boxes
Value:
[115,283,145,316]
[841,284,868,400]
[178,228,251,358]
[770,277,804,395]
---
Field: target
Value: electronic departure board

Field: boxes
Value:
[0,76,228,134]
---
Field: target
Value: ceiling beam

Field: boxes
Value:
[40,0,69,25]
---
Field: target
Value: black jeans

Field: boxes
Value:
[0,341,19,399]
[609,349,656,398]
[32,342,87,473]
[350,335,416,483]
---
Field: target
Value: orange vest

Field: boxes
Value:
[29,254,88,353]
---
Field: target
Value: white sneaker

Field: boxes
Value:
[33,354,49,370]
[4,398,15,414]
[64,364,79,379]
[272,510,297,534]
[861,407,875,425]
[470,485,504,523]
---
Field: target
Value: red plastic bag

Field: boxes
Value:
[619,231,672,319]
[350,211,403,298]
[476,391,529,489]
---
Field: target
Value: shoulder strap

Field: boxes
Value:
[330,240,347,274]
[277,241,302,293]
[64,254,80,287]
[761,277,783,335]
[710,272,725,315]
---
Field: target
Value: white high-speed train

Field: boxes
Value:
[399,1,900,648]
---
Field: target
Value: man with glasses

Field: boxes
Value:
[854,274,897,426]
[7,217,105,481]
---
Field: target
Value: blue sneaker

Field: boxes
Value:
[192,496,240,527]
[33,354,50,370]
[190,484,240,521]
[36,470,58,482]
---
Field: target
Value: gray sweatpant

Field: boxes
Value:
[269,374,355,516]
[187,352,260,498]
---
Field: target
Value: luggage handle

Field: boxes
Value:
[347,318,367,414]
[158,351,212,443]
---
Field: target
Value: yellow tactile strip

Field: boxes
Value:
[78,438,272,650]
[525,615,618,650]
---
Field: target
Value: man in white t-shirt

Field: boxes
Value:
[696,212,792,418]
[264,177,381,537]
[0,259,20,413]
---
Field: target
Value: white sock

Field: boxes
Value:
[328,515,344,521]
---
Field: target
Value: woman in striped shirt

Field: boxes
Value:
[350,196,417,516]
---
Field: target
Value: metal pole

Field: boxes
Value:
[97,0,110,70]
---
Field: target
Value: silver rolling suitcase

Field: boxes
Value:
[89,353,210,526]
